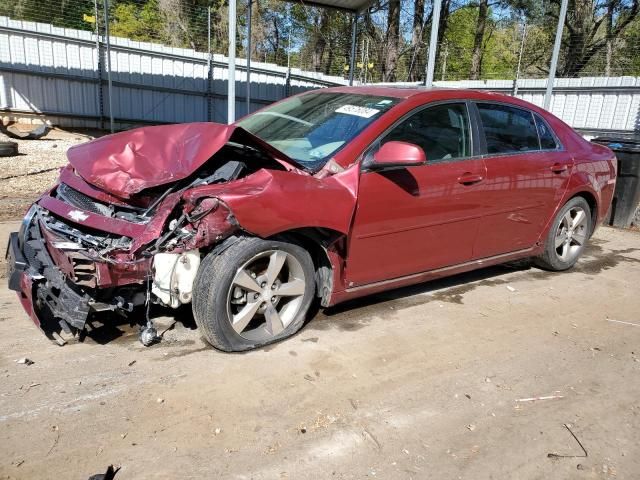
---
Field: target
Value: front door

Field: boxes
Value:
[346,101,487,287]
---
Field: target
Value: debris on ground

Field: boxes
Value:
[547,423,588,459]
[506,285,517,292]
[5,123,49,140]
[516,393,564,403]
[15,357,34,365]
[87,464,120,480]
[0,141,19,157]
[46,425,60,456]
[606,318,640,328]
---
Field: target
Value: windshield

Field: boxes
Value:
[237,92,400,171]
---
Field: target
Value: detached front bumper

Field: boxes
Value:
[6,210,145,340]
[7,218,93,336]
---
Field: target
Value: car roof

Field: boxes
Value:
[318,85,542,111]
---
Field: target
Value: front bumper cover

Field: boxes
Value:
[7,215,96,336]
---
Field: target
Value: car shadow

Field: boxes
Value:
[77,240,640,348]
[80,304,197,346]
[308,260,538,333]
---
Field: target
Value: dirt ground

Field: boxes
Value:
[0,218,638,479]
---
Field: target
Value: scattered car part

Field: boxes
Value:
[5,123,49,140]
[0,141,18,157]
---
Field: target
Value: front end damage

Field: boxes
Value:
[6,124,296,345]
[7,178,240,345]
[7,122,359,346]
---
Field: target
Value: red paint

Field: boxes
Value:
[371,141,427,167]
[66,123,301,198]
[13,87,616,327]
[38,195,147,238]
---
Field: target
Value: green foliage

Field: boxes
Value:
[110,0,165,42]
[2,0,638,80]
[2,0,96,31]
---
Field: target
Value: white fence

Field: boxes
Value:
[0,16,346,129]
[1,16,639,133]
[434,79,640,133]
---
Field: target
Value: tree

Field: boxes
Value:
[382,0,401,81]
[469,0,489,79]
[554,0,639,76]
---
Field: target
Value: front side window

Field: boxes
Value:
[381,102,471,162]
[477,103,539,154]
[534,113,559,150]
[237,92,400,171]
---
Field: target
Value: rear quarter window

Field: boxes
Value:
[477,103,540,154]
[534,113,560,150]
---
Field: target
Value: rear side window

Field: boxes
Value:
[477,103,539,154]
[534,113,559,150]
[383,103,471,162]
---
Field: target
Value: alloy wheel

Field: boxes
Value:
[226,250,307,342]
[554,206,588,263]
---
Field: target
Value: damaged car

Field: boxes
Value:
[7,87,616,351]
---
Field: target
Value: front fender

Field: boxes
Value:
[186,165,360,238]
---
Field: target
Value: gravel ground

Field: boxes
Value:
[0,223,638,479]
[0,127,100,220]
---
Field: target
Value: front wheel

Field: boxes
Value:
[535,196,592,271]
[192,237,315,351]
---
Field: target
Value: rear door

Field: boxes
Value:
[472,102,573,258]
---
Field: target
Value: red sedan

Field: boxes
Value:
[7,87,616,351]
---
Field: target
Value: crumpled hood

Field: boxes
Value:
[66,122,300,198]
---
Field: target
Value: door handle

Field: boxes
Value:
[550,163,569,174]
[457,173,484,185]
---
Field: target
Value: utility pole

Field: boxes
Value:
[349,12,358,86]
[207,6,213,121]
[102,0,114,132]
[544,0,568,110]
[424,0,442,87]
[228,0,237,123]
[246,0,252,115]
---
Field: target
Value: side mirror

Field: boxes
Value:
[370,141,427,170]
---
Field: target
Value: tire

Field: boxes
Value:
[535,196,592,271]
[0,141,18,157]
[192,236,316,352]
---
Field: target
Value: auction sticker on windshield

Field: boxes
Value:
[335,105,380,118]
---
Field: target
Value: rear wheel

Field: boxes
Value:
[535,196,592,271]
[193,237,315,351]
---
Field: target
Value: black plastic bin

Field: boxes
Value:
[592,133,640,228]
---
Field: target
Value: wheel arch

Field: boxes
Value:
[567,190,598,235]
[268,227,345,307]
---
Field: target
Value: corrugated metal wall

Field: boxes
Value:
[414,78,640,132]
[1,16,639,132]
[0,16,347,129]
